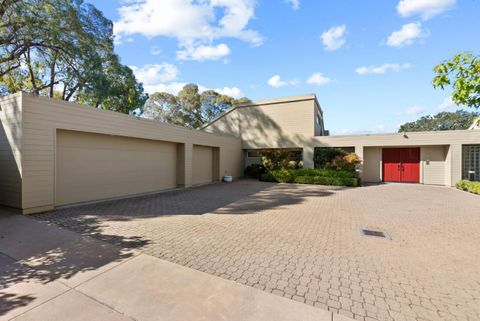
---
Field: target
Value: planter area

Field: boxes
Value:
[259,168,359,187]
[456,180,480,195]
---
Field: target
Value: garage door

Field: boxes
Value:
[192,145,214,185]
[56,130,177,206]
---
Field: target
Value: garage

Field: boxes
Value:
[55,130,178,206]
[192,145,215,185]
[382,147,420,183]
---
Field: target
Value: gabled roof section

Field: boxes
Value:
[200,93,321,129]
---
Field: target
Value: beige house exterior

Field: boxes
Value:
[0,92,241,214]
[203,94,480,187]
[1,92,479,214]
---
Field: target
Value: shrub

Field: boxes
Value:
[259,171,276,182]
[260,169,359,187]
[314,147,345,168]
[261,149,302,171]
[294,168,356,178]
[293,176,359,187]
[327,152,361,171]
[456,180,480,195]
[244,164,266,179]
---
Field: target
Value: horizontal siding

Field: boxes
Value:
[421,146,447,185]
[21,93,242,210]
[0,94,22,208]
[205,99,315,148]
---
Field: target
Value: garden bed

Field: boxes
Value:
[260,169,359,187]
[456,180,480,195]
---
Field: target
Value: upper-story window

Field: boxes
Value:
[316,115,321,125]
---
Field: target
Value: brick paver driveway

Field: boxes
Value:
[35,181,480,321]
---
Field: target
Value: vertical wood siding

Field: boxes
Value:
[0,94,22,208]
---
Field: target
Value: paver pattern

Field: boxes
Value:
[35,181,480,321]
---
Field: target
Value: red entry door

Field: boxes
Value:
[382,148,420,183]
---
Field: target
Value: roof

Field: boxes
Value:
[468,116,480,130]
[200,93,320,129]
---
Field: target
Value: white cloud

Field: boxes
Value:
[397,0,456,20]
[387,22,427,47]
[113,0,262,49]
[267,75,297,88]
[320,25,347,51]
[406,106,425,115]
[141,82,189,95]
[177,43,230,61]
[286,0,300,10]
[307,73,331,86]
[215,87,244,98]
[356,63,411,75]
[130,63,179,85]
[340,124,388,135]
[129,64,243,98]
[150,46,162,55]
[437,96,455,110]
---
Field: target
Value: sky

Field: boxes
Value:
[88,0,480,135]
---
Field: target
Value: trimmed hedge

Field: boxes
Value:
[260,169,359,187]
[456,180,480,195]
[244,164,266,179]
[292,168,356,178]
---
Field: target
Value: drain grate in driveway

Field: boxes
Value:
[360,228,391,240]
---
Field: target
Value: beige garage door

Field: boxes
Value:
[56,130,177,206]
[192,145,214,185]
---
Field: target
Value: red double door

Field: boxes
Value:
[382,148,420,183]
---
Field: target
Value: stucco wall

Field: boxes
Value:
[0,93,22,208]
[18,93,242,213]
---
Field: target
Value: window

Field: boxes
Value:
[316,115,322,126]
[462,145,480,181]
[247,151,261,157]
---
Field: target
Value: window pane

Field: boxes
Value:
[462,145,480,181]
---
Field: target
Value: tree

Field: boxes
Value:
[0,0,147,114]
[142,92,181,125]
[142,84,251,128]
[398,110,480,132]
[433,53,480,108]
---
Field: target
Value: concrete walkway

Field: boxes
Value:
[0,212,351,321]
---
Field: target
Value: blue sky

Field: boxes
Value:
[89,0,479,134]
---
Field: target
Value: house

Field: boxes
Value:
[202,94,480,186]
[1,92,479,214]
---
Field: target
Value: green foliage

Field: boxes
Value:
[314,148,346,168]
[260,169,359,187]
[261,150,302,171]
[243,164,266,179]
[328,152,361,171]
[142,84,250,128]
[293,168,356,178]
[0,0,147,113]
[398,110,480,132]
[314,148,361,171]
[293,176,359,187]
[456,180,480,195]
[433,53,480,109]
